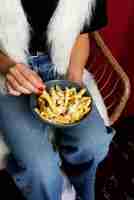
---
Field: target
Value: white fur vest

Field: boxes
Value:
[0,0,95,74]
[0,0,110,126]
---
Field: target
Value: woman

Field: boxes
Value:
[0,0,113,199]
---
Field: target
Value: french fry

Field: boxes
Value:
[76,88,86,98]
[40,90,58,113]
[64,87,70,108]
[50,87,58,105]
[56,85,64,96]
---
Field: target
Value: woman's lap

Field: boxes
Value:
[0,84,113,168]
[0,92,113,170]
[0,54,113,157]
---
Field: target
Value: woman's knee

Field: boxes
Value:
[62,133,113,166]
[85,135,113,165]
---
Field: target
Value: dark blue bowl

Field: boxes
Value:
[30,80,92,128]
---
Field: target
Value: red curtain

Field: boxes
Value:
[101,0,134,117]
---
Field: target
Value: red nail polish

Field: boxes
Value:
[38,87,44,90]
[37,89,43,95]
[37,85,44,90]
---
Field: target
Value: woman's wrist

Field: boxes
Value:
[67,65,84,84]
[4,63,17,75]
[0,53,16,74]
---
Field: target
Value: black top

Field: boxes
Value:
[21,0,107,54]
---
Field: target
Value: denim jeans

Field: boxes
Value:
[0,55,114,200]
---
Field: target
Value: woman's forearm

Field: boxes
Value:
[68,33,90,81]
[0,52,15,74]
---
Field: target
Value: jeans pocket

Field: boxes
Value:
[38,63,56,82]
[27,55,60,82]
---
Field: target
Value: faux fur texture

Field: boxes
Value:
[0,0,30,63]
[0,0,95,74]
[47,0,95,74]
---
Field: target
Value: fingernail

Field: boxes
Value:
[36,85,42,89]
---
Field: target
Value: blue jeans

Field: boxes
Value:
[0,55,113,200]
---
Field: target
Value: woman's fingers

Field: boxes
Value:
[16,64,45,90]
[6,63,46,95]
[9,67,39,93]
[6,74,32,94]
[6,82,21,96]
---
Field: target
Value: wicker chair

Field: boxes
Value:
[87,31,131,125]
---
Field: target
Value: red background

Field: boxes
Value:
[100,0,134,117]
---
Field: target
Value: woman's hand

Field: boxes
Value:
[5,63,45,96]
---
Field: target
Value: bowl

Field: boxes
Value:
[30,80,92,128]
